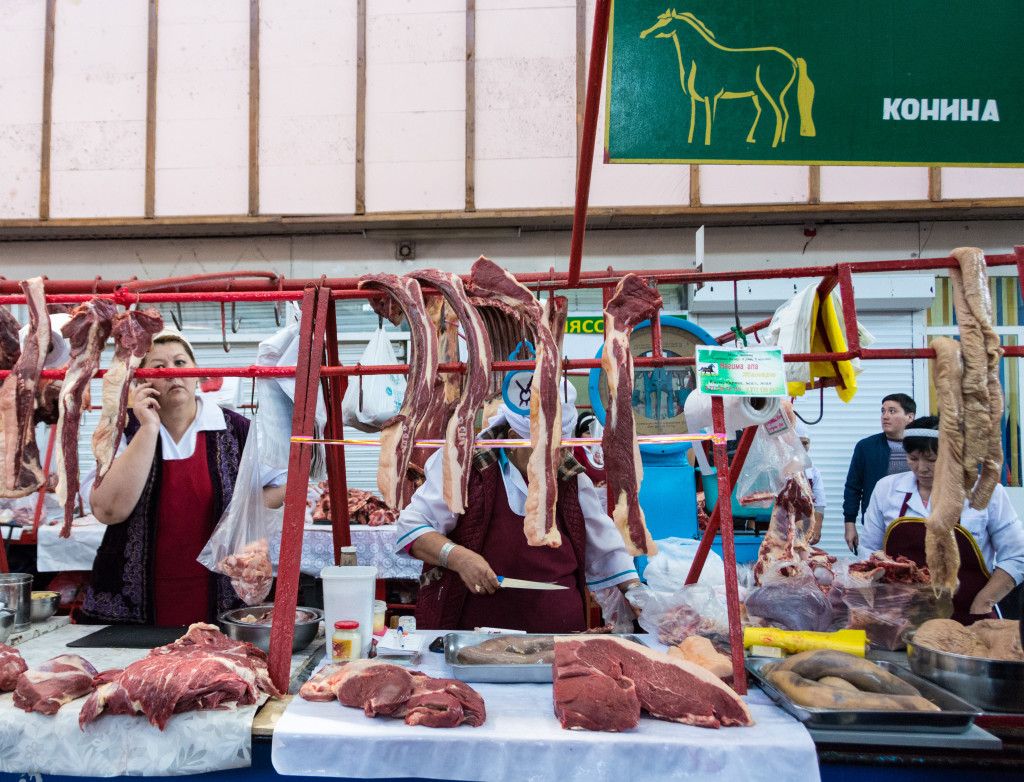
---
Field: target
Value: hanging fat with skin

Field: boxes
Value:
[467,256,566,547]
[359,274,439,510]
[601,274,663,556]
[408,269,494,515]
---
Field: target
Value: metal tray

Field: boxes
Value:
[443,632,645,683]
[747,656,981,733]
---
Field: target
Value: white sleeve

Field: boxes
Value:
[79,439,128,512]
[807,467,827,509]
[577,473,639,590]
[258,465,288,488]
[987,485,1024,585]
[393,449,458,553]
[859,485,888,554]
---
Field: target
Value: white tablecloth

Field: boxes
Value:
[37,519,422,581]
[35,516,107,572]
[0,623,316,777]
[270,524,423,580]
[271,633,820,782]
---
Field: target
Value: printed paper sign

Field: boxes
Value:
[695,346,787,396]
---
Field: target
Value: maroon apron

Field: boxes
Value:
[457,483,586,633]
[884,492,993,625]
[153,432,217,626]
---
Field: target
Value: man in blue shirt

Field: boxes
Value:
[842,393,916,552]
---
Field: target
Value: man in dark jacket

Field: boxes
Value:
[842,393,916,552]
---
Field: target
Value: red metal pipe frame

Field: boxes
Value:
[709,396,746,693]
[2,246,1021,300]
[268,285,331,691]
[567,0,611,288]
[323,299,352,560]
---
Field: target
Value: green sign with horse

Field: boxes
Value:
[606,1,1023,166]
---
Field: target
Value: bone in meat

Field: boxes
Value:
[602,274,663,556]
[91,307,164,488]
[925,337,965,597]
[55,298,117,537]
[469,258,568,547]
[0,278,50,498]
[752,474,816,583]
[358,274,439,509]
[949,247,1004,509]
[408,269,494,514]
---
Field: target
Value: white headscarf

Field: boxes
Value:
[488,379,579,441]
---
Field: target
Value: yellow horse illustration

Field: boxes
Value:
[640,10,816,147]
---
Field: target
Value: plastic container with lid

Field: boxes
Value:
[332,620,361,662]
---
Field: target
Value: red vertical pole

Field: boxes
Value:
[567,0,611,288]
[685,425,755,585]
[837,263,861,354]
[323,299,351,563]
[32,425,58,533]
[268,285,331,691]
[711,396,747,694]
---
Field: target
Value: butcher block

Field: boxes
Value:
[0,623,320,777]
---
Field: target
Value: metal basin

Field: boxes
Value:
[217,604,323,654]
[906,630,1024,713]
[0,609,13,644]
[29,591,60,623]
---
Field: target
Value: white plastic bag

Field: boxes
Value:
[643,537,725,592]
[198,417,283,605]
[342,326,407,433]
[256,306,328,481]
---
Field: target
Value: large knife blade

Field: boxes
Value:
[496,576,568,590]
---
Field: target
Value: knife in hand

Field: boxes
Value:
[496,576,568,590]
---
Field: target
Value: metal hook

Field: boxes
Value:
[170,287,183,329]
[231,301,242,333]
[273,276,284,327]
[377,314,383,330]
[220,302,230,353]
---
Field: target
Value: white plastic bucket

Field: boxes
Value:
[320,566,376,658]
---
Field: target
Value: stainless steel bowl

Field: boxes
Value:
[0,608,13,643]
[905,629,1024,713]
[29,591,60,623]
[217,604,323,654]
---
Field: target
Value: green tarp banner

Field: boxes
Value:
[605,1,1022,166]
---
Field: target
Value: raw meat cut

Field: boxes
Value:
[79,622,281,730]
[924,337,964,596]
[914,617,1024,662]
[0,305,21,370]
[299,660,486,727]
[91,306,163,488]
[0,642,28,691]
[13,653,98,715]
[408,269,494,515]
[849,552,930,584]
[468,257,568,548]
[311,484,398,526]
[553,636,753,729]
[54,298,117,537]
[401,674,487,728]
[553,657,641,731]
[358,274,438,509]
[217,539,273,605]
[601,274,663,556]
[667,636,733,679]
[753,474,815,583]
[456,634,556,665]
[0,278,50,498]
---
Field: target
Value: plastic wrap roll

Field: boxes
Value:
[683,389,781,434]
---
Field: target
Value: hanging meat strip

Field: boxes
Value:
[924,337,965,597]
[409,269,494,514]
[55,298,117,537]
[358,274,439,509]
[0,306,22,371]
[601,274,662,556]
[91,307,164,488]
[0,278,50,498]
[468,256,567,548]
[948,247,1004,508]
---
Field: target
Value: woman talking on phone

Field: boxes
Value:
[79,327,287,626]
